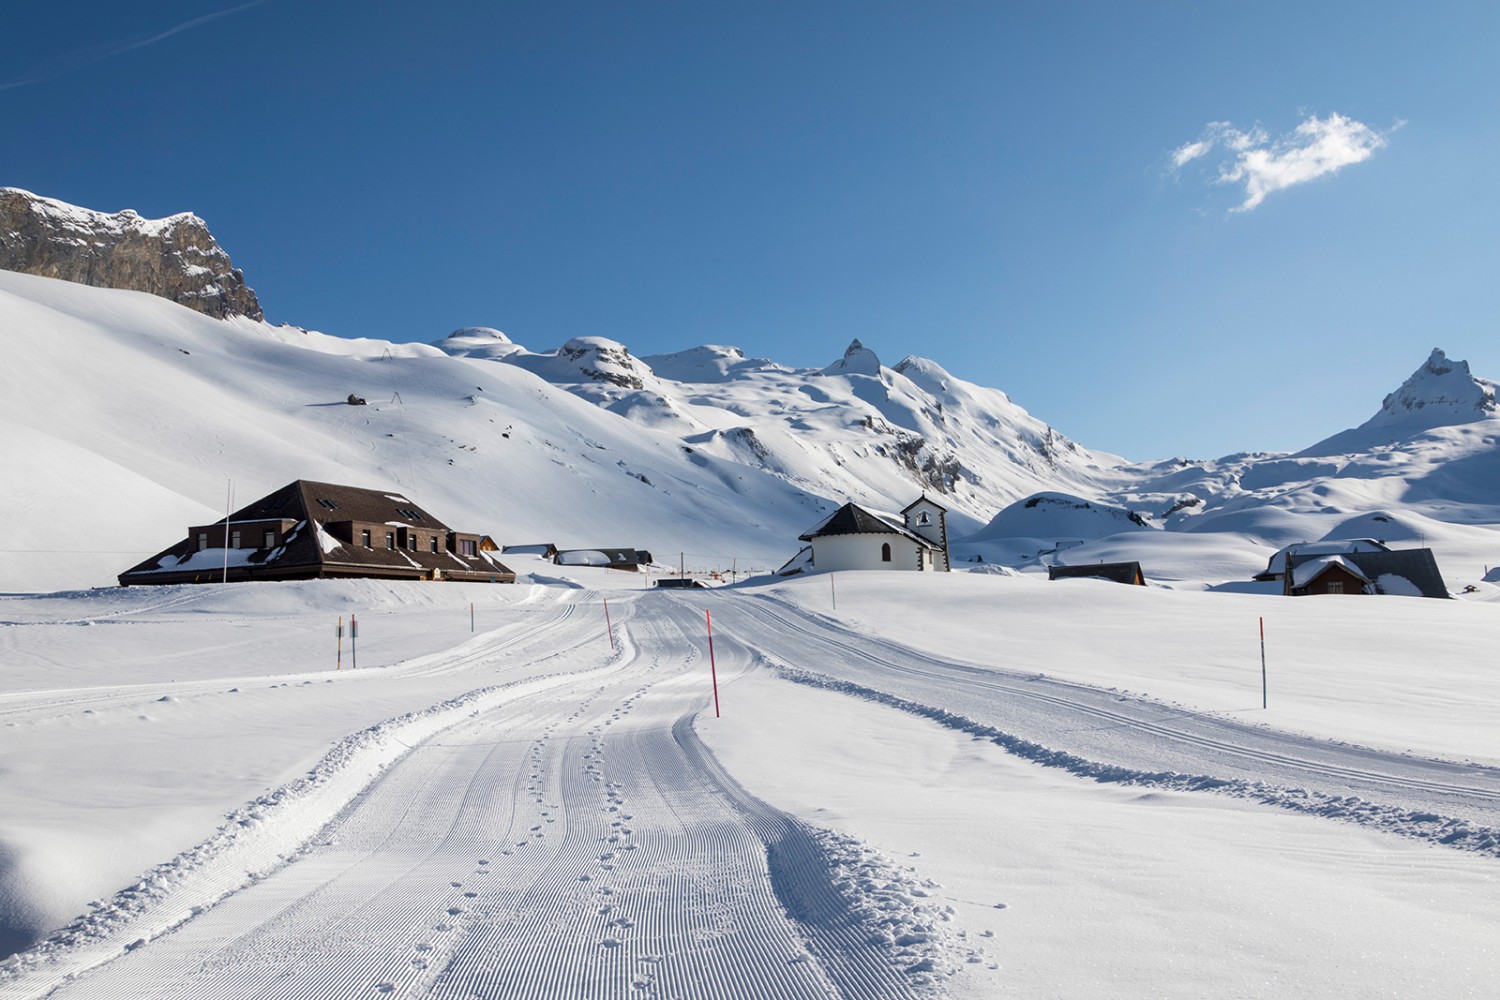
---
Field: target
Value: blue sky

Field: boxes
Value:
[6,2,1498,460]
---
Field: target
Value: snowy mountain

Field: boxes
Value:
[432,330,1130,532]
[4,190,1500,596]
[1084,349,1500,584]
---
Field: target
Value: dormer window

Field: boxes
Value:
[196,532,208,552]
[264,530,277,548]
[230,530,241,548]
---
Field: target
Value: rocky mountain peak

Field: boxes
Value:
[1363,348,1497,431]
[0,188,262,321]
[821,338,883,377]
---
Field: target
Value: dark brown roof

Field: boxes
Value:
[1048,561,1146,585]
[120,480,513,585]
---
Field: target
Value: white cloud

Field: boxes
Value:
[1171,113,1393,212]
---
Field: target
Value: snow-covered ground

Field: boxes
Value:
[3,570,1497,998]
[4,233,1500,997]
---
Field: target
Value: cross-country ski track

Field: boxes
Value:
[4,586,1499,999]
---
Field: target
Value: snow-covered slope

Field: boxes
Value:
[0,271,835,591]
[1087,349,1500,586]
[432,332,1131,530]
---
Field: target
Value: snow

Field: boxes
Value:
[2,576,1498,998]
[1375,572,1425,597]
[1,187,203,241]
[1289,553,1365,589]
[314,521,343,554]
[3,269,1500,995]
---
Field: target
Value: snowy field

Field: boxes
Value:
[3,569,1497,998]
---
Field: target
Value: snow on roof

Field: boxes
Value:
[314,522,343,555]
[1260,539,1390,578]
[1290,554,1371,590]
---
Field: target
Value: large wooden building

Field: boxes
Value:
[119,480,515,586]
[1282,548,1448,598]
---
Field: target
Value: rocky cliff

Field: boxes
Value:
[0,188,263,321]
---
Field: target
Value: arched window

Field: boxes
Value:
[881,542,892,562]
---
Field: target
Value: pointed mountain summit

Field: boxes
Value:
[821,338,883,377]
[1362,348,1498,431]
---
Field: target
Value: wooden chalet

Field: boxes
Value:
[1283,548,1448,598]
[1047,561,1147,586]
[119,480,515,586]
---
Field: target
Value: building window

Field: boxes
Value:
[264,530,276,548]
[430,537,439,553]
[230,530,241,548]
[881,542,892,562]
[408,534,418,552]
[1327,581,1343,594]
[460,539,477,557]
[196,532,208,552]
[386,532,395,550]
[361,530,371,548]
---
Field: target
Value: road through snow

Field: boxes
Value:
[706,591,1500,851]
[24,598,931,1000]
[8,586,1499,999]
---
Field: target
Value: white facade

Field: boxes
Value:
[808,531,938,573]
[902,496,950,572]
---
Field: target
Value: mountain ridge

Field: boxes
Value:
[2,191,1499,593]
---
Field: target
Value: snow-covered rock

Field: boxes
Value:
[0,188,262,321]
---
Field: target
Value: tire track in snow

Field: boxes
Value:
[0,605,621,999]
[713,593,1500,856]
[21,598,936,999]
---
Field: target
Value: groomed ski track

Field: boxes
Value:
[10,586,1500,999]
[21,595,925,1000]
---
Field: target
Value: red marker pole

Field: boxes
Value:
[1259,616,1267,709]
[336,616,343,671]
[604,597,615,651]
[706,609,721,718]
